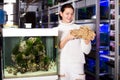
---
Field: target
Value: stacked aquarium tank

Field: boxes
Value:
[2,28,58,79]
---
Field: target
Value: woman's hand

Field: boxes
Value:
[59,33,76,49]
[84,39,91,45]
[66,33,76,40]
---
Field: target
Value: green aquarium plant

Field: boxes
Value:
[7,37,52,75]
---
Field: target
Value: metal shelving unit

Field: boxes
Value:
[114,0,119,80]
[100,0,119,80]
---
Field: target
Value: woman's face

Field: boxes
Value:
[60,8,74,23]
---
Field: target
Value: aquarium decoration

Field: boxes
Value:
[6,37,56,75]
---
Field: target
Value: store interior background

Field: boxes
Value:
[0,0,120,80]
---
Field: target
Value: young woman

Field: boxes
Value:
[57,4,92,80]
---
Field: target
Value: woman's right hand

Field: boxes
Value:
[66,33,76,41]
[59,32,75,49]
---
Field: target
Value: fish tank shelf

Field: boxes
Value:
[2,28,58,79]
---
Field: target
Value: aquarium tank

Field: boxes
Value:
[2,36,58,78]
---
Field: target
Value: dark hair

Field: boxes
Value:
[59,3,74,20]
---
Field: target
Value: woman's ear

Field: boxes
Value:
[59,12,62,20]
[59,12,62,17]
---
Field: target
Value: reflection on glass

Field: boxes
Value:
[100,5,109,19]
[100,23,110,46]
[77,6,96,20]
[100,0,109,19]
[50,13,58,22]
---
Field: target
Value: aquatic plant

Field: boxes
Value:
[8,37,51,75]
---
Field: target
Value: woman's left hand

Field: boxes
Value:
[84,39,90,45]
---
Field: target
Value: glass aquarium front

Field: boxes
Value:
[2,29,58,79]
